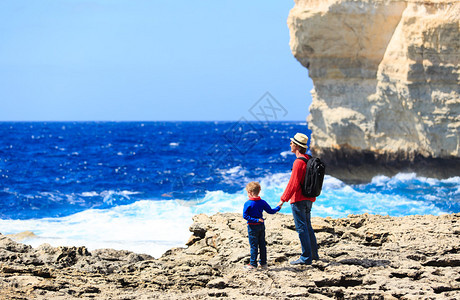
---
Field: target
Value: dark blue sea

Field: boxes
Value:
[1,121,459,256]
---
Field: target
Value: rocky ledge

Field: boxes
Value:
[1,212,459,299]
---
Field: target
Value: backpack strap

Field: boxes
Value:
[293,156,309,171]
[296,157,308,164]
[295,155,311,164]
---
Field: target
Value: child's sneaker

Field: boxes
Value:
[244,264,256,270]
[259,264,268,269]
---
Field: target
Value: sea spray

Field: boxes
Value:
[1,172,457,257]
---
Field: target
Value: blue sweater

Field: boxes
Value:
[243,196,281,224]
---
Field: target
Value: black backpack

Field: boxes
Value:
[296,155,326,197]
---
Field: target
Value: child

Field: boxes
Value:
[243,181,284,269]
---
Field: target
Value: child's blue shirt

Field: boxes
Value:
[243,196,281,224]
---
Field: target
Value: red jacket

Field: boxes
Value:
[281,154,316,204]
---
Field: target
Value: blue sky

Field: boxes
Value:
[0,0,313,121]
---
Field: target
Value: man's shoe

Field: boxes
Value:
[244,264,257,270]
[290,258,311,265]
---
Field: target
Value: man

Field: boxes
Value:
[281,132,319,265]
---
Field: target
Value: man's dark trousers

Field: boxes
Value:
[291,200,319,264]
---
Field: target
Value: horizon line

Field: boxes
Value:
[0,119,308,123]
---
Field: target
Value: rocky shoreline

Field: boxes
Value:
[1,212,459,299]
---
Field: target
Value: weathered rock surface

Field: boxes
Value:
[1,212,459,299]
[288,0,460,182]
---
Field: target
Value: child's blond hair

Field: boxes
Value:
[246,181,261,196]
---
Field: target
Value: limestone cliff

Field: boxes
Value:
[288,0,459,181]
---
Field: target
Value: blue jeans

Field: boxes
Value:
[291,200,319,263]
[247,224,266,267]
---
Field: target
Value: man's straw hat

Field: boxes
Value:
[290,133,308,148]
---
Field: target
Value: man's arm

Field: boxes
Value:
[281,159,304,202]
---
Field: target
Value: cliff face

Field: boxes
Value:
[288,0,459,181]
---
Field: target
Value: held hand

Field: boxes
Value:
[277,201,284,207]
[258,218,264,223]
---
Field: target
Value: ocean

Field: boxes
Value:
[1,121,459,257]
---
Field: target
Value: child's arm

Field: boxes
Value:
[262,200,281,215]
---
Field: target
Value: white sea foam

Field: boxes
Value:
[81,191,98,197]
[0,172,457,257]
[322,175,345,189]
[101,190,140,205]
[370,175,390,186]
[442,176,460,184]
[280,151,294,158]
[0,200,196,258]
[218,166,248,185]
